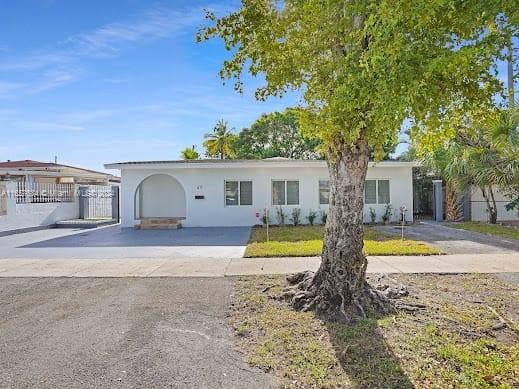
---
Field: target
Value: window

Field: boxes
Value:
[319,180,330,205]
[364,179,390,204]
[225,180,252,206]
[287,181,299,205]
[377,180,390,204]
[239,181,253,205]
[364,180,377,204]
[272,180,299,205]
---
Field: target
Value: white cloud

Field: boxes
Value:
[70,7,202,55]
[27,70,81,94]
[13,121,84,132]
[0,81,26,98]
[0,4,216,97]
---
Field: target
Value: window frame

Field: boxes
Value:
[271,179,300,206]
[377,179,390,204]
[224,180,253,207]
[318,179,330,205]
[364,179,391,205]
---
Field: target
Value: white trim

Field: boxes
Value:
[105,160,420,170]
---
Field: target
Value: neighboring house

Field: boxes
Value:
[0,160,119,234]
[104,159,417,228]
[0,160,120,185]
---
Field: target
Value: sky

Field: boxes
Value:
[0,0,300,173]
[0,1,515,174]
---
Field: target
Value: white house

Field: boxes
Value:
[0,160,120,185]
[104,159,417,228]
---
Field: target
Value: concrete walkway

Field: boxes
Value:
[0,253,517,277]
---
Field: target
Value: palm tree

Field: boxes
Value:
[421,106,519,223]
[203,120,237,159]
[180,145,200,160]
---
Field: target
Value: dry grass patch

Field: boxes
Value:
[230,274,519,388]
[244,225,440,257]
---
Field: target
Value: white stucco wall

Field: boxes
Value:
[138,174,186,218]
[114,162,415,228]
[470,186,519,222]
[0,181,79,233]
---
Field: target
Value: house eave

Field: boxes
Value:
[104,159,420,170]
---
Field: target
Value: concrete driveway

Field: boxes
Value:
[0,225,252,260]
[375,222,519,254]
[0,277,272,388]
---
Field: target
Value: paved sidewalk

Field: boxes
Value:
[0,253,517,277]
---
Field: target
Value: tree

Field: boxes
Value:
[199,1,517,322]
[235,109,321,159]
[420,107,519,224]
[203,120,238,159]
[180,145,200,160]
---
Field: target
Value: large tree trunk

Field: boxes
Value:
[288,137,391,323]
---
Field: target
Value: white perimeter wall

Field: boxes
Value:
[470,186,519,222]
[119,164,414,227]
[0,182,79,233]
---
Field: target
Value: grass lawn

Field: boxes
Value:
[230,274,519,388]
[244,225,440,257]
[448,222,519,241]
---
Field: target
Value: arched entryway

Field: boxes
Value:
[134,174,186,220]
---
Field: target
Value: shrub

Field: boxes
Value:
[320,210,327,224]
[275,206,286,226]
[261,210,270,226]
[307,209,317,225]
[291,208,301,226]
[369,207,376,224]
[382,204,393,224]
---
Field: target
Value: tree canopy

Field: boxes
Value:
[198,1,516,157]
[234,109,321,159]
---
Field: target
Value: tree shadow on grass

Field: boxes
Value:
[325,317,414,389]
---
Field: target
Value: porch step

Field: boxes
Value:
[55,219,118,229]
[137,217,184,230]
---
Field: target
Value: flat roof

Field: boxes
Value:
[1,159,119,179]
[104,159,419,169]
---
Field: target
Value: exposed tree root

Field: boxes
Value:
[282,271,417,323]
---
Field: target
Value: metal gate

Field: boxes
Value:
[79,185,119,221]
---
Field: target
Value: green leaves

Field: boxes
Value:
[419,106,519,199]
[199,0,516,160]
[203,120,238,159]
[180,146,200,160]
[234,109,321,159]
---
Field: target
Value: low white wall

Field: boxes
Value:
[0,181,80,233]
[470,186,519,222]
[118,163,414,228]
